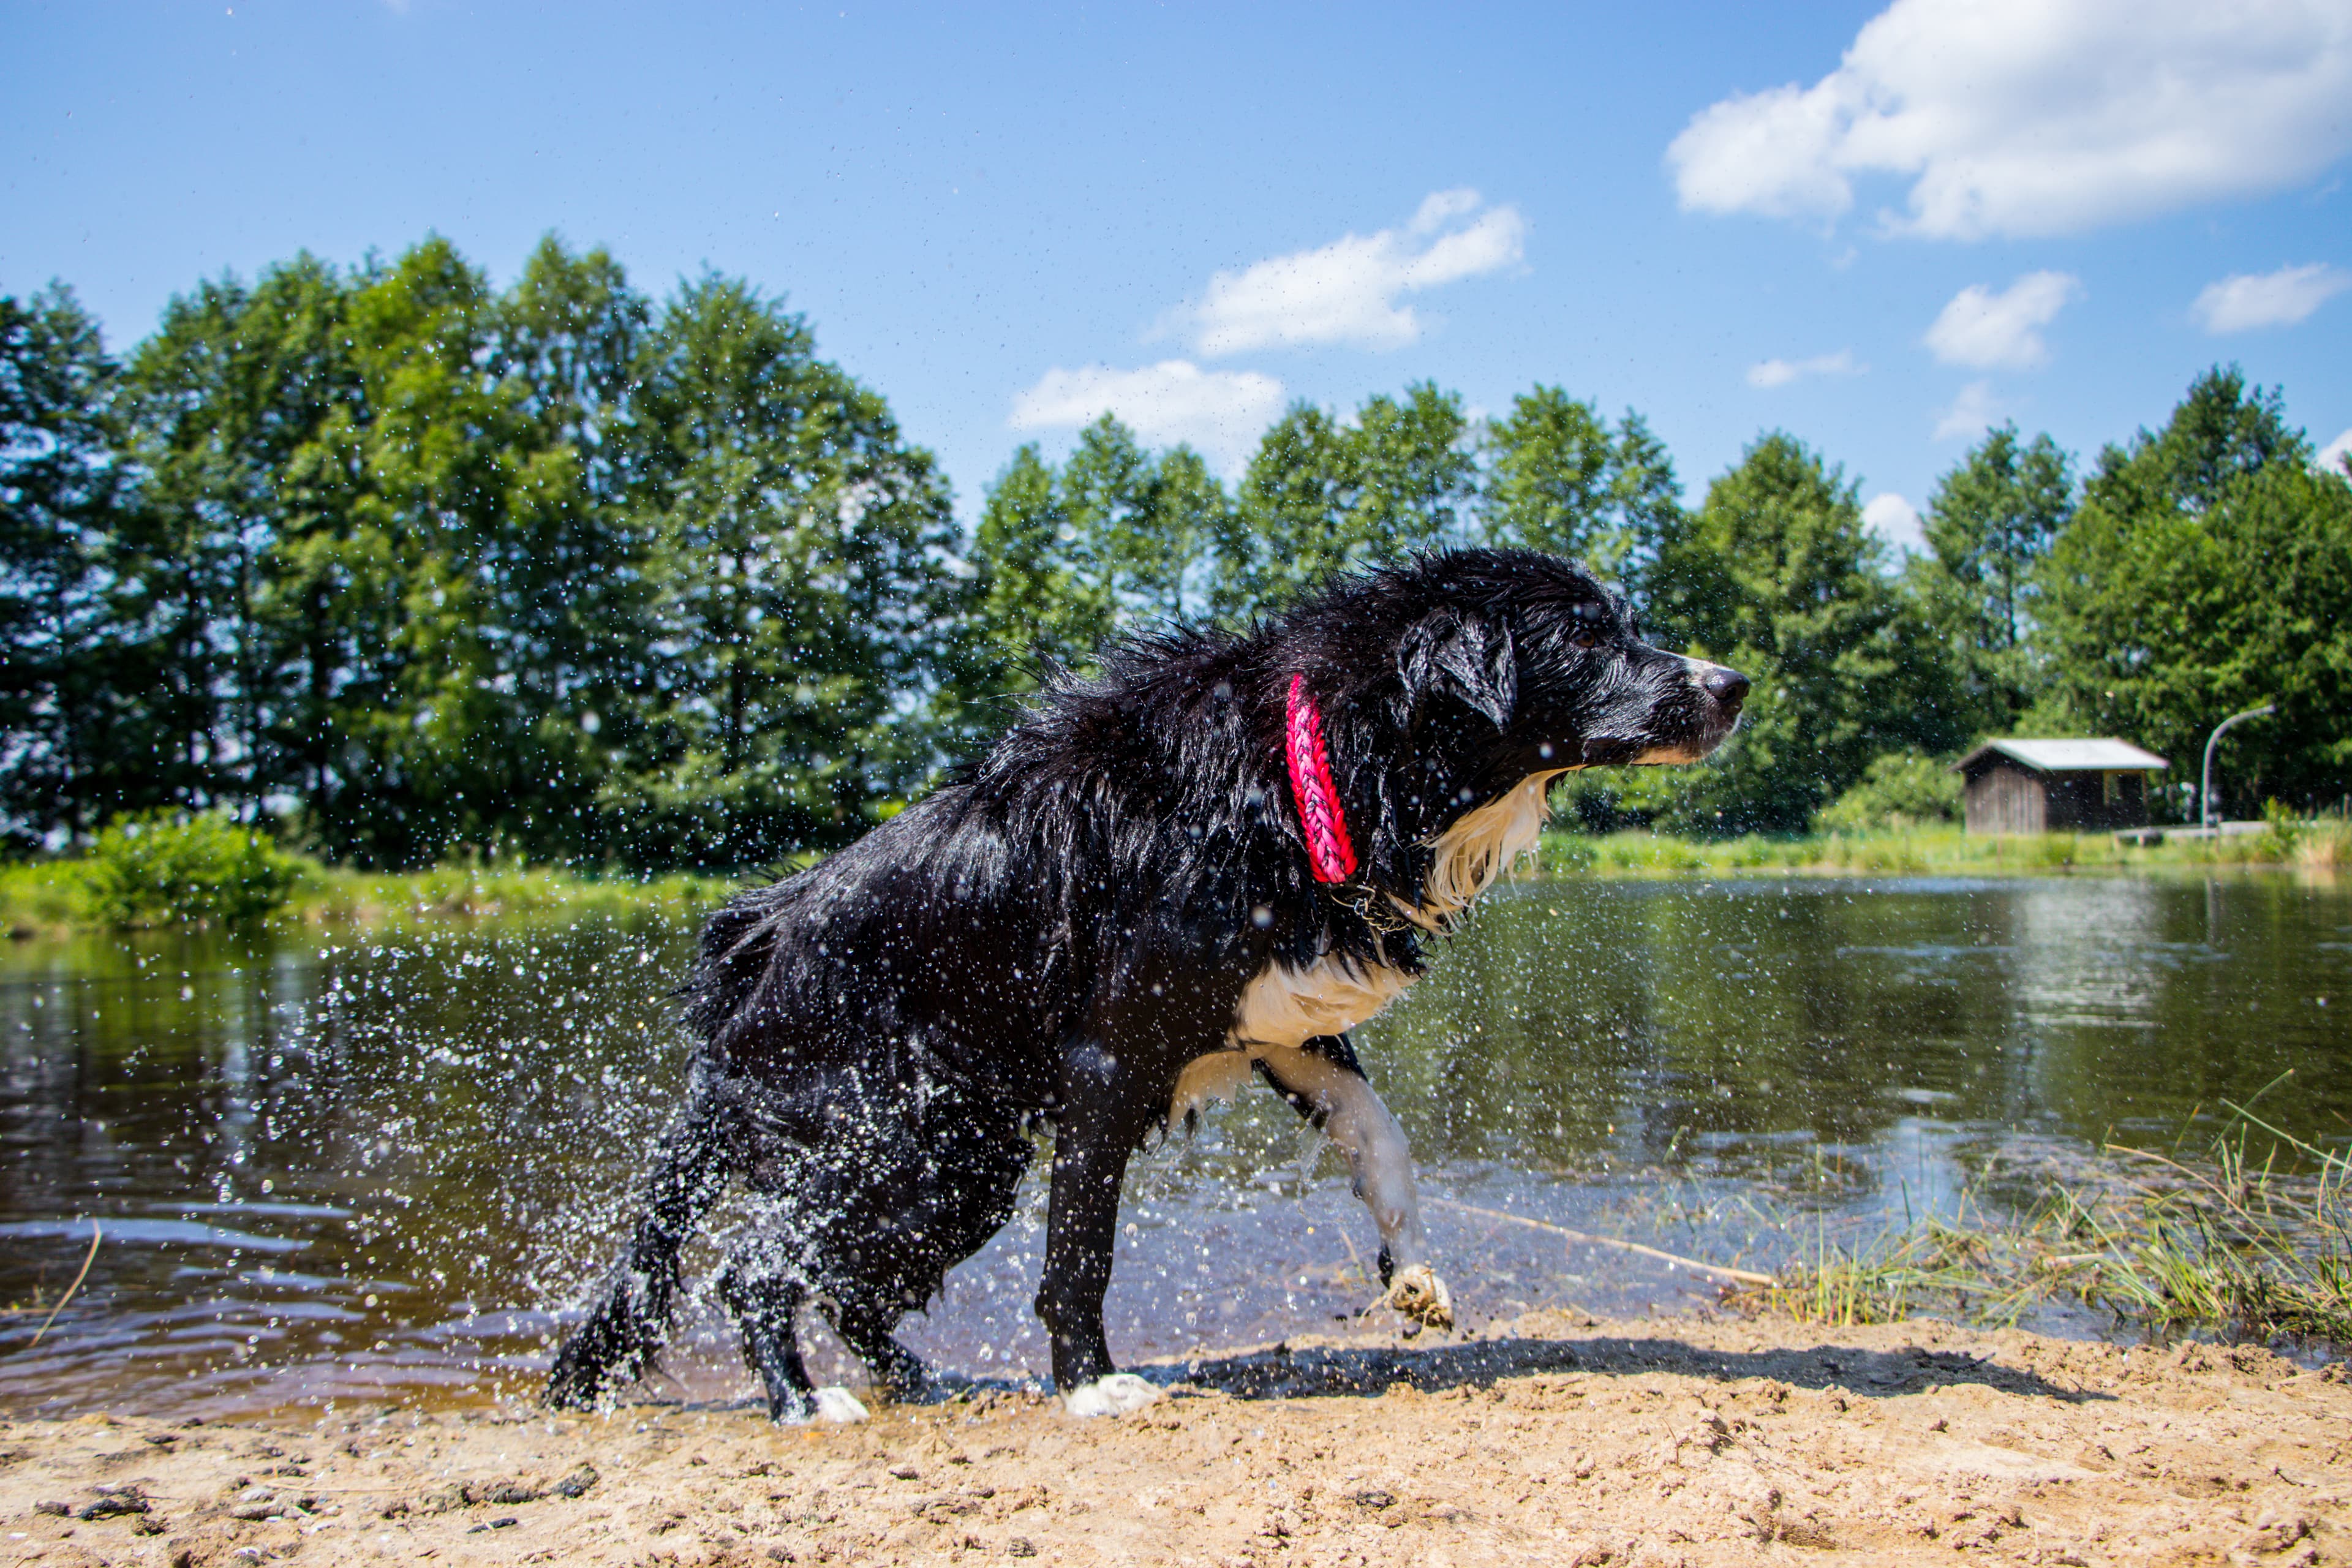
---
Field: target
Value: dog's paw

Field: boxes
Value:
[812,1385,870,1423]
[1063,1373,1163,1419]
[1378,1264,1455,1330]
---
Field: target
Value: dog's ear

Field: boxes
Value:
[1398,608,1515,728]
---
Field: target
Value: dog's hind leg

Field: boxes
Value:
[821,1106,1033,1405]
[825,1298,931,1401]
[1256,1036,1453,1330]
[547,1094,732,1409]
[717,1248,869,1425]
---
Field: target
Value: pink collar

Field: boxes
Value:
[1284,674,1359,884]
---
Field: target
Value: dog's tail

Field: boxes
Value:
[546,1095,732,1409]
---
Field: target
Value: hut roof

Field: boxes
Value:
[1951,738,2170,774]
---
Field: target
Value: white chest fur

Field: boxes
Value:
[1405,768,1561,928]
[1167,770,1559,1126]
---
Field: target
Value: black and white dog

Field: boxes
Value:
[547,549,1746,1421]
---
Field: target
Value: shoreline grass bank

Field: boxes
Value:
[0,856,741,938]
[1539,818,2343,879]
[3,817,2337,937]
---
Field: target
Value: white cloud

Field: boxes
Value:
[1863,492,1926,552]
[2320,426,2352,475]
[1925,273,2079,369]
[1666,0,2352,240]
[1934,380,2002,441]
[2192,262,2352,333]
[1180,189,1526,356]
[1747,349,1864,388]
[1008,360,1285,473]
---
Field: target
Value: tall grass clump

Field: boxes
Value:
[77,810,304,927]
[1732,1082,2352,1346]
[2295,815,2352,872]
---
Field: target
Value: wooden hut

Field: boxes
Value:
[1951,739,2170,834]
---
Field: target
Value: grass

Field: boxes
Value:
[7,811,2339,936]
[0,846,740,936]
[1727,1084,2352,1348]
[1539,816,2352,880]
[290,861,739,928]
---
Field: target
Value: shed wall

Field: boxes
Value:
[1962,763,2152,833]
[1964,761,2045,834]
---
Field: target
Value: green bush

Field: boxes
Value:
[1815,751,1962,834]
[2260,798,2302,860]
[80,811,303,927]
[0,861,90,932]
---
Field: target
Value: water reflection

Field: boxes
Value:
[2,874,2346,1417]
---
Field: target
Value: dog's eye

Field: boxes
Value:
[1569,601,1608,649]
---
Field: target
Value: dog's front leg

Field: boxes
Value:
[1258,1038,1453,1330]
[1037,1042,1161,1419]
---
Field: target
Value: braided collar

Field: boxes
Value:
[1284,674,1359,884]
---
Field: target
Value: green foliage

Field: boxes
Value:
[0,284,128,847]
[0,860,90,933]
[1627,433,1964,832]
[1536,820,2350,881]
[2036,368,2351,814]
[617,272,960,863]
[78,810,302,927]
[6,239,962,868]
[1480,388,1679,590]
[7,227,2350,869]
[962,417,1231,706]
[1219,383,1476,614]
[113,251,361,833]
[1905,423,2073,731]
[1814,750,1963,832]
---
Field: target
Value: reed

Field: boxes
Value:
[1729,1082,2352,1346]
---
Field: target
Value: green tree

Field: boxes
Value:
[263,236,658,865]
[309,238,529,863]
[1480,387,1681,589]
[1218,382,1474,616]
[620,273,959,863]
[481,237,655,859]
[1814,750,1963,832]
[962,442,1104,707]
[114,255,358,820]
[0,285,127,846]
[2037,368,2347,812]
[1071,423,1227,625]
[1904,423,2073,731]
[959,416,1234,720]
[1636,433,1962,831]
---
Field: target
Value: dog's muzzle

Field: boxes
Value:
[1619,657,1751,765]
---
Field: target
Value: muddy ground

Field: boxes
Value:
[4,1309,2348,1567]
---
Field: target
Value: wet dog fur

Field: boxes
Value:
[545,549,1747,1420]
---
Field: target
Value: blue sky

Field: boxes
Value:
[7,0,2349,551]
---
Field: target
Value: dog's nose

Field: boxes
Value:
[1703,666,1751,708]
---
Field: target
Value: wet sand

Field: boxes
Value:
[4,1308,2346,1566]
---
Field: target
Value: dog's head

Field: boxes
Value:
[1282,549,1747,903]
[1385,550,1747,776]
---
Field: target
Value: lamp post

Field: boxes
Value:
[2201,703,2275,830]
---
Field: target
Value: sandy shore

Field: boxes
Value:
[4,1309,2346,1566]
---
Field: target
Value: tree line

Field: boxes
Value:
[4,235,2348,866]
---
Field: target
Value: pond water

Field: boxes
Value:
[3,872,2348,1419]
